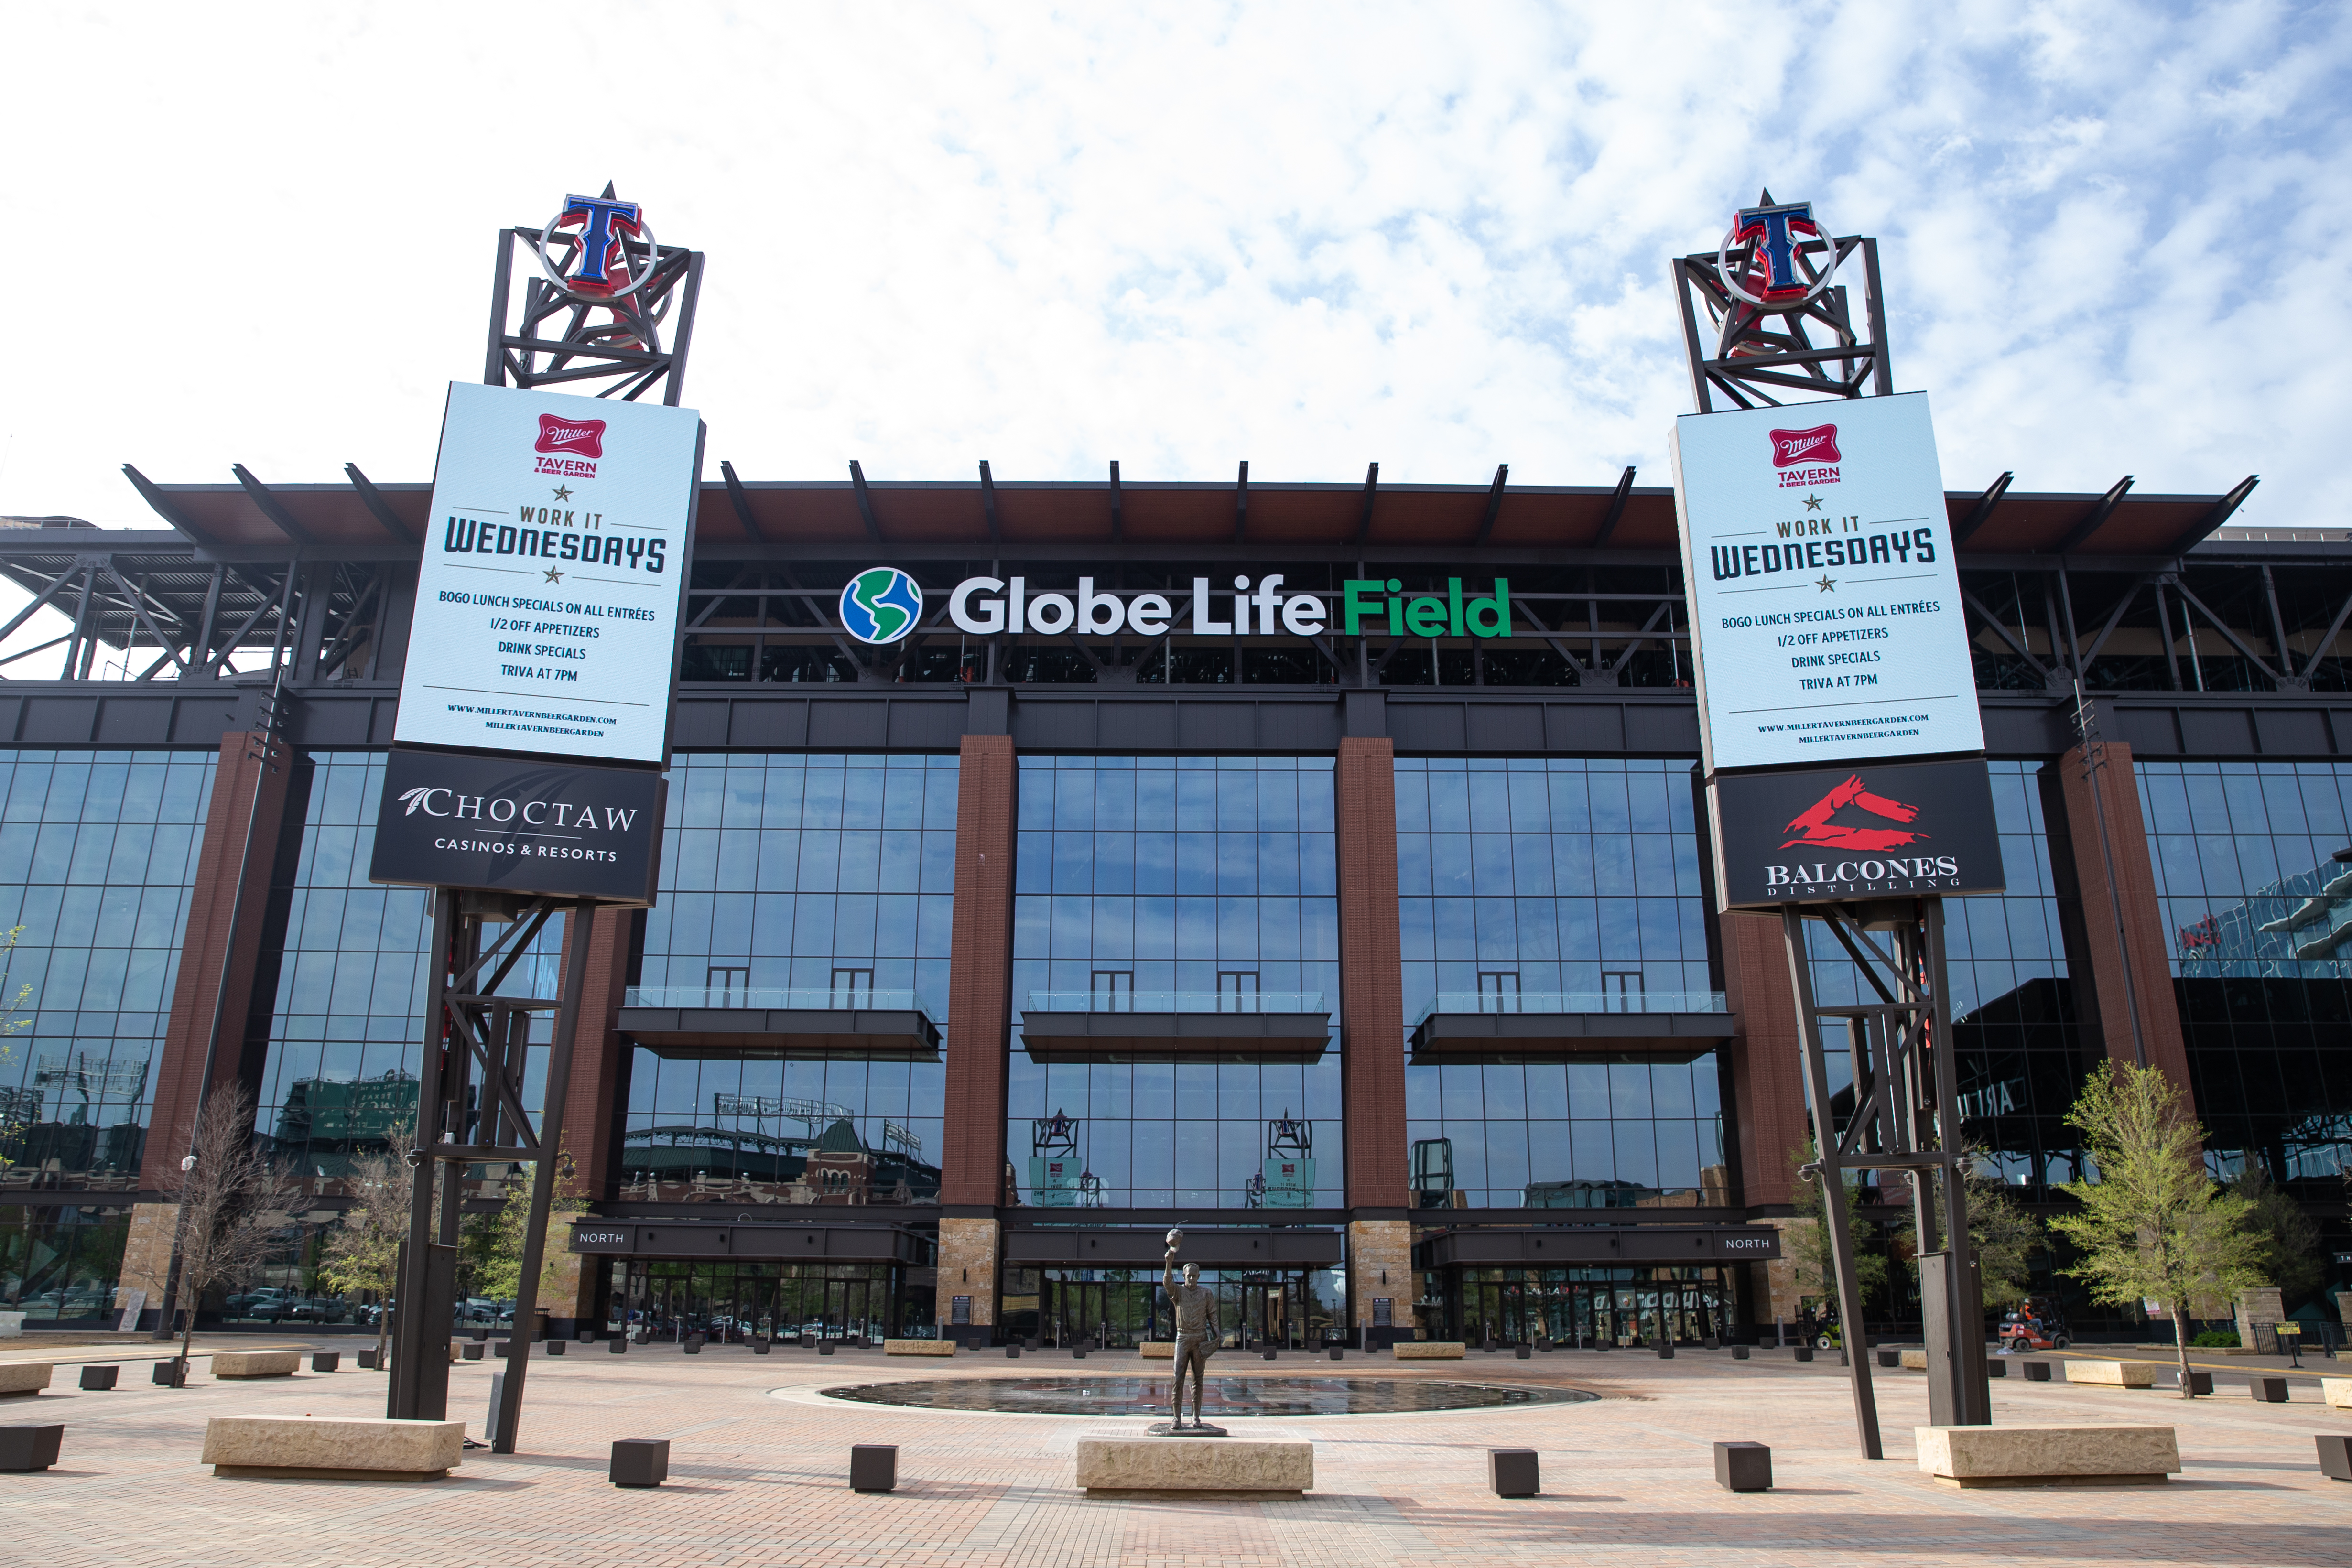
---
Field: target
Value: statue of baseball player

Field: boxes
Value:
[1160,1227,1220,1431]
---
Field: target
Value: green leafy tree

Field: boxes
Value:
[318,1123,415,1368]
[1787,1139,1887,1341]
[0,926,35,1170]
[2051,1063,2267,1399]
[1894,1154,2050,1312]
[2227,1161,2323,1306]
[473,1153,589,1311]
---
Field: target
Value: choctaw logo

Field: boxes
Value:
[1780,774,1925,852]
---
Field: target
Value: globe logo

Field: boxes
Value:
[839,567,923,644]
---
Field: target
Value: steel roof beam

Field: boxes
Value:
[1353,462,1380,545]
[1108,461,1124,544]
[1592,466,1637,546]
[719,461,766,543]
[231,465,316,547]
[2168,474,2260,557]
[978,461,1002,545]
[1471,464,1509,545]
[344,464,419,544]
[120,465,215,545]
[848,461,884,542]
[1950,471,2014,546]
[1234,461,1250,543]
[2054,476,2135,555]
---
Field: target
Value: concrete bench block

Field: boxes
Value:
[608,1337,628,1353]
[2063,1360,2160,1388]
[1488,1447,1539,1497]
[2322,1377,2352,1410]
[2318,1433,2352,1482]
[1877,1349,1902,1368]
[850,1443,897,1492]
[311,1352,339,1373]
[1715,1441,1772,1492]
[211,1351,301,1380]
[545,1340,565,1356]
[1075,1437,1312,1495]
[0,1424,64,1471]
[1395,1342,1466,1360]
[1141,1341,1173,1359]
[610,1438,669,1487]
[153,1360,185,1387]
[2021,1360,2051,1381]
[1731,1345,1750,1361]
[1899,1349,1929,1371]
[461,1343,484,1361]
[201,1416,465,1481]
[1915,1424,2179,1488]
[1987,1361,2006,1378]
[79,1365,119,1391]
[1327,1347,1343,1361]
[1792,1347,1814,1363]
[0,1363,54,1397]
[2249,1375,2288,1403]
[885,1339,956,1357]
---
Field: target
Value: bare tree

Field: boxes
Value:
[0,926,36,1170]
[168,1082,298,1371]
[319,1122,415,1368]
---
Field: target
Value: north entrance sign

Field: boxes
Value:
[1671,392,1982,775]
[394,382,702,766]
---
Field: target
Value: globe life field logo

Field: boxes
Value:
[839,567,924,644]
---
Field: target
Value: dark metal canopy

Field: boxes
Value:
[618,1005,940,1061]
[1018,1009,1332,1063]
[1409,1009,1737,1064]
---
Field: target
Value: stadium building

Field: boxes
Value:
[2,469,2346,1347]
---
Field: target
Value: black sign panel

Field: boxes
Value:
[1707,757,2005,911]
[368,746,664,906]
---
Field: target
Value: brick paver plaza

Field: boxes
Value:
[7,1340,2349,1566]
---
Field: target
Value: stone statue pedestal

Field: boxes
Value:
[1147,1421,1229,1437]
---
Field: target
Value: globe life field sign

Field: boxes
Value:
[394,381,703,766]
[1670,392,1983,776]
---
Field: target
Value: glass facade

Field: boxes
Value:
[2136,760,2352,1191]
[621,754,958,1204]
[1797,760,2094,1199]
[1005,756,1343,1209]
[1395,757,1723,1210]
[0,750,213,1196]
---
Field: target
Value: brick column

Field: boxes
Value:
[1334,737,1407,1210]
[938,735,1015,1209]
[558,908,635,1203]
[138,732,295,1192]
[1720,911,1810,1212]
[2045,742,2192,1089]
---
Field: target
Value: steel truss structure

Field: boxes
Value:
[1671,196,1891,412]
[484,191,705,405]
[388,893,597,1451]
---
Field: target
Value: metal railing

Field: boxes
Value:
[1023,990,1328,1015]
[623,985,934,1017]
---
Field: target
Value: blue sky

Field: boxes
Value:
[0,2,2342,542]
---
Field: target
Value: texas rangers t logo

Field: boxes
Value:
[555,193,643,295]
[1731,200,1823,303]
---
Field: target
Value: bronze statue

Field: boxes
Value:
[1159,1227,1222,1433]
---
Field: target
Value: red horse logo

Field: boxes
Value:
[1780,775,1926,851]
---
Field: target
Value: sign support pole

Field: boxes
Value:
[1782,906,1885,1460]
[389,890,455,1421]
[489,899,596,1454]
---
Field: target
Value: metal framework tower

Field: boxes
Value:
[1670,190,1892,413]
[483,184,705,405]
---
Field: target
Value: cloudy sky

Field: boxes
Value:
[1,1,2341,544]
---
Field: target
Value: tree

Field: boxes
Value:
[2051,1062,2266,1399]
[1786,1138,1887,1341]
[473,1153,588,1319]
[1894,1154,2050,1312]
[2228,1161,2323,1306]
[318,1123,416,1368]
[0,926,35,1170]
[168,1081,299,1370]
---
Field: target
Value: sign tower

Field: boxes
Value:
[376,191,705,1450]
[1669,195,1996,1456]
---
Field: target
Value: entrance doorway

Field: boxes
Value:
[610,1261,922,1342]
[1442,1265,1731,1346]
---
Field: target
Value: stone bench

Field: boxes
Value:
[201,1416,466,1481]
[884,1340,955,1357]
[1899,1349,1929,1371]
[0,1362,54,1397]
[2063,1360,2161,1388]
[1075,1437,1311,1496]
[2321,1377,2352,1411]
[1140,1341,1173,1359]
[1396,1342,1466,1360]
[1915,1425,2179,1488]
[211,1351,301,1379]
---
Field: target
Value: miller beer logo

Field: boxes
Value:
[534,412,605,479]
[535,414,606,459]
[1769,424,1840,468]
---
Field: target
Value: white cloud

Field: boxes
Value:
[0,0,2341,574]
